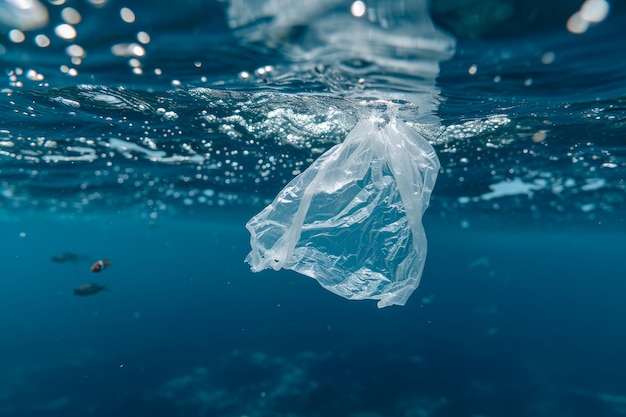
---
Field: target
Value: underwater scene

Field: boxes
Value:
[1,0,625,416]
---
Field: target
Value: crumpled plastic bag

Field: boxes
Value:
[245,113,440,308]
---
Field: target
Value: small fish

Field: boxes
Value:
[91,259,111,272]
[51,252,79,263]
[73,283,107,296]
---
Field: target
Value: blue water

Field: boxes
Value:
[1,0,625,416]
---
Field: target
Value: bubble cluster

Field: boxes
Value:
[567,0,610,34]
[1,2,156,84]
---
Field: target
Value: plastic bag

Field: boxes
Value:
[245,113,440,308]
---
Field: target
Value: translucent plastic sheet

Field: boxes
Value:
[246,113,440,307]
[226,0,455,81]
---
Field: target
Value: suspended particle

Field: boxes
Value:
[55,24,77,40]
[350,1,366,18]
[541,51,555,65]
[137,31,150,44]
[8,29,25,43]
[532,130,547,143]
[120,7,135,23]
[61,7,82,24]
[66,44,85,58]
[34,34,50,47]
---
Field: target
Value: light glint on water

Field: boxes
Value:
[120,7,136,24]
[111,43,146,58]
[567,0,610,33]
[54,23,77,40]
[34,34,50,47]
[61,7,81,24]
[350,1,366,18]
[137,31,150,44]
[8,29,26,43]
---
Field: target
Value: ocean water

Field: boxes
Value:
[1,0,625,416]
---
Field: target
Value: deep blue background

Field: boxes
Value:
[1,210,624,416]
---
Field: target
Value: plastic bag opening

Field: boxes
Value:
[245,113,440,308]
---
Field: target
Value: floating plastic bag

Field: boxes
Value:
[245,113,440,308]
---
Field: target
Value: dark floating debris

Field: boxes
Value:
[91,259,112,272]
[51,252,79,263]
[73,283,108,296]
